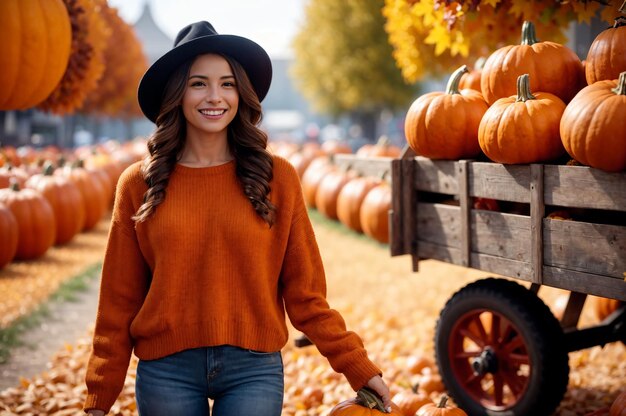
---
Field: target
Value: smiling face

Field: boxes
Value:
[182,53,239,141]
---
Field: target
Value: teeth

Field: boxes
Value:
[200,109,225,116]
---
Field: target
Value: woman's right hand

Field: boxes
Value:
[87,410,105,416]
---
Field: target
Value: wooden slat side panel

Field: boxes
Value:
[417,241,462,265]
[470,253,533,282]
[332,154,395,180]
[543,220,626,279]
[459,161,471,267]
[469,162,530,202]
[390,159,406,256]
[530,164,545,284]
[417,203,461,248]
[543,267,626,301]
[470,211,531,262]
[414,157,459,194]
[544,165,626,211]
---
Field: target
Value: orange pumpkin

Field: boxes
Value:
[359,181,392,244]
[0,202,19,269]
[356,136,402,158]
[416,395,468,416]
[560,71,626,172]
[25,163,85,245]
[57,163,106,231]
[610,390,626,416]
[300,157,334,208]
[393,385,432,416]
[0,165,29,189]
[405,65,488,160]
[0,0,72,110]
[586,17,626,85]
[0,182,56,260]
[479,74,566,164]
[330,388,403,416]
[315,169,355,220]
[481,21,584,105]
[458,57,485,92]
[322,140,353,155]
[337,177,380,233]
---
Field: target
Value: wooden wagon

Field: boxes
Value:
[330,148,626,416]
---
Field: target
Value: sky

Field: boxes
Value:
[108,0,307,59]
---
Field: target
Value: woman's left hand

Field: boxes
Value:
[366,375,392,412]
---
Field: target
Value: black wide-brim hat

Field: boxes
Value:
[138,21,272,123]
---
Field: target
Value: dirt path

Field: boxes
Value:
[0,274,101,391]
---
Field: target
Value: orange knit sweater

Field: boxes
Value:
[83,156,381,412]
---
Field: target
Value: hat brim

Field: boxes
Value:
[137,34,272,123]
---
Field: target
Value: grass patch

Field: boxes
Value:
[307,208,389,249]
[0,262,102,364]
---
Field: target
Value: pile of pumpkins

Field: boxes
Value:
[404,19,626,173]
[0,141,144,269]
[272,136,401,246]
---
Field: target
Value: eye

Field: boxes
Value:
[190,80,205,87]
[223,81,236,88]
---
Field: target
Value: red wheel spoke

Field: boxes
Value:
[490,313,501,345]
[500,334,525,356]
[506,352,530,366]
[460,324,488,348]
[492,372,505,406]
[500,367,527,398]
[453,349,482,359]
[497,320,514,347]
[463,371,485,389]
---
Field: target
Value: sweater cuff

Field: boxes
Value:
[83,392,117,414]
[342,354,383,391]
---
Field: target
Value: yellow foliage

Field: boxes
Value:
[383,0,624,82]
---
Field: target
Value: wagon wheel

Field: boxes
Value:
[435,278,569,416]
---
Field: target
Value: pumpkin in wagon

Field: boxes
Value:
[585,17,626,85]
[481,21,583,105]
[560,71,626,172]
[405,65,488,160]
[479,74,566,164]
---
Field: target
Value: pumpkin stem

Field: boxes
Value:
[437,394,449,408]
[356,387,388,412]
[446,65,469,95]
[612,71,626,96]
[43,162,55,176]
[376,135,391,147]
[520,21,540,46]
[9,177,20,192]
[516,74,536,102]
[474,56,486,71]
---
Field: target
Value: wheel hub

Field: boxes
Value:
[471,347,498,375]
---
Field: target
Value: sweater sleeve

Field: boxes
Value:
[280,190,381,391]
[83,169,150,413]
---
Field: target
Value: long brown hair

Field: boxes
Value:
[132,54,276,227]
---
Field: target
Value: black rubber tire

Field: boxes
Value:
[435,278,569,416]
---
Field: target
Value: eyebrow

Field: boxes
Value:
[188,74,235,80]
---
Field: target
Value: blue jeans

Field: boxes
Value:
[135,345,284,416]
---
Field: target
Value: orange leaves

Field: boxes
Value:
[36,0,147,117]
[383,0,624,82]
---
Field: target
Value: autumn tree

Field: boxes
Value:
[292,0,419,141]
[384,0,625,83]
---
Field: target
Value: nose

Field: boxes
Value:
[204,86,221,103]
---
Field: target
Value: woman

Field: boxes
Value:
[84,21,391,416]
